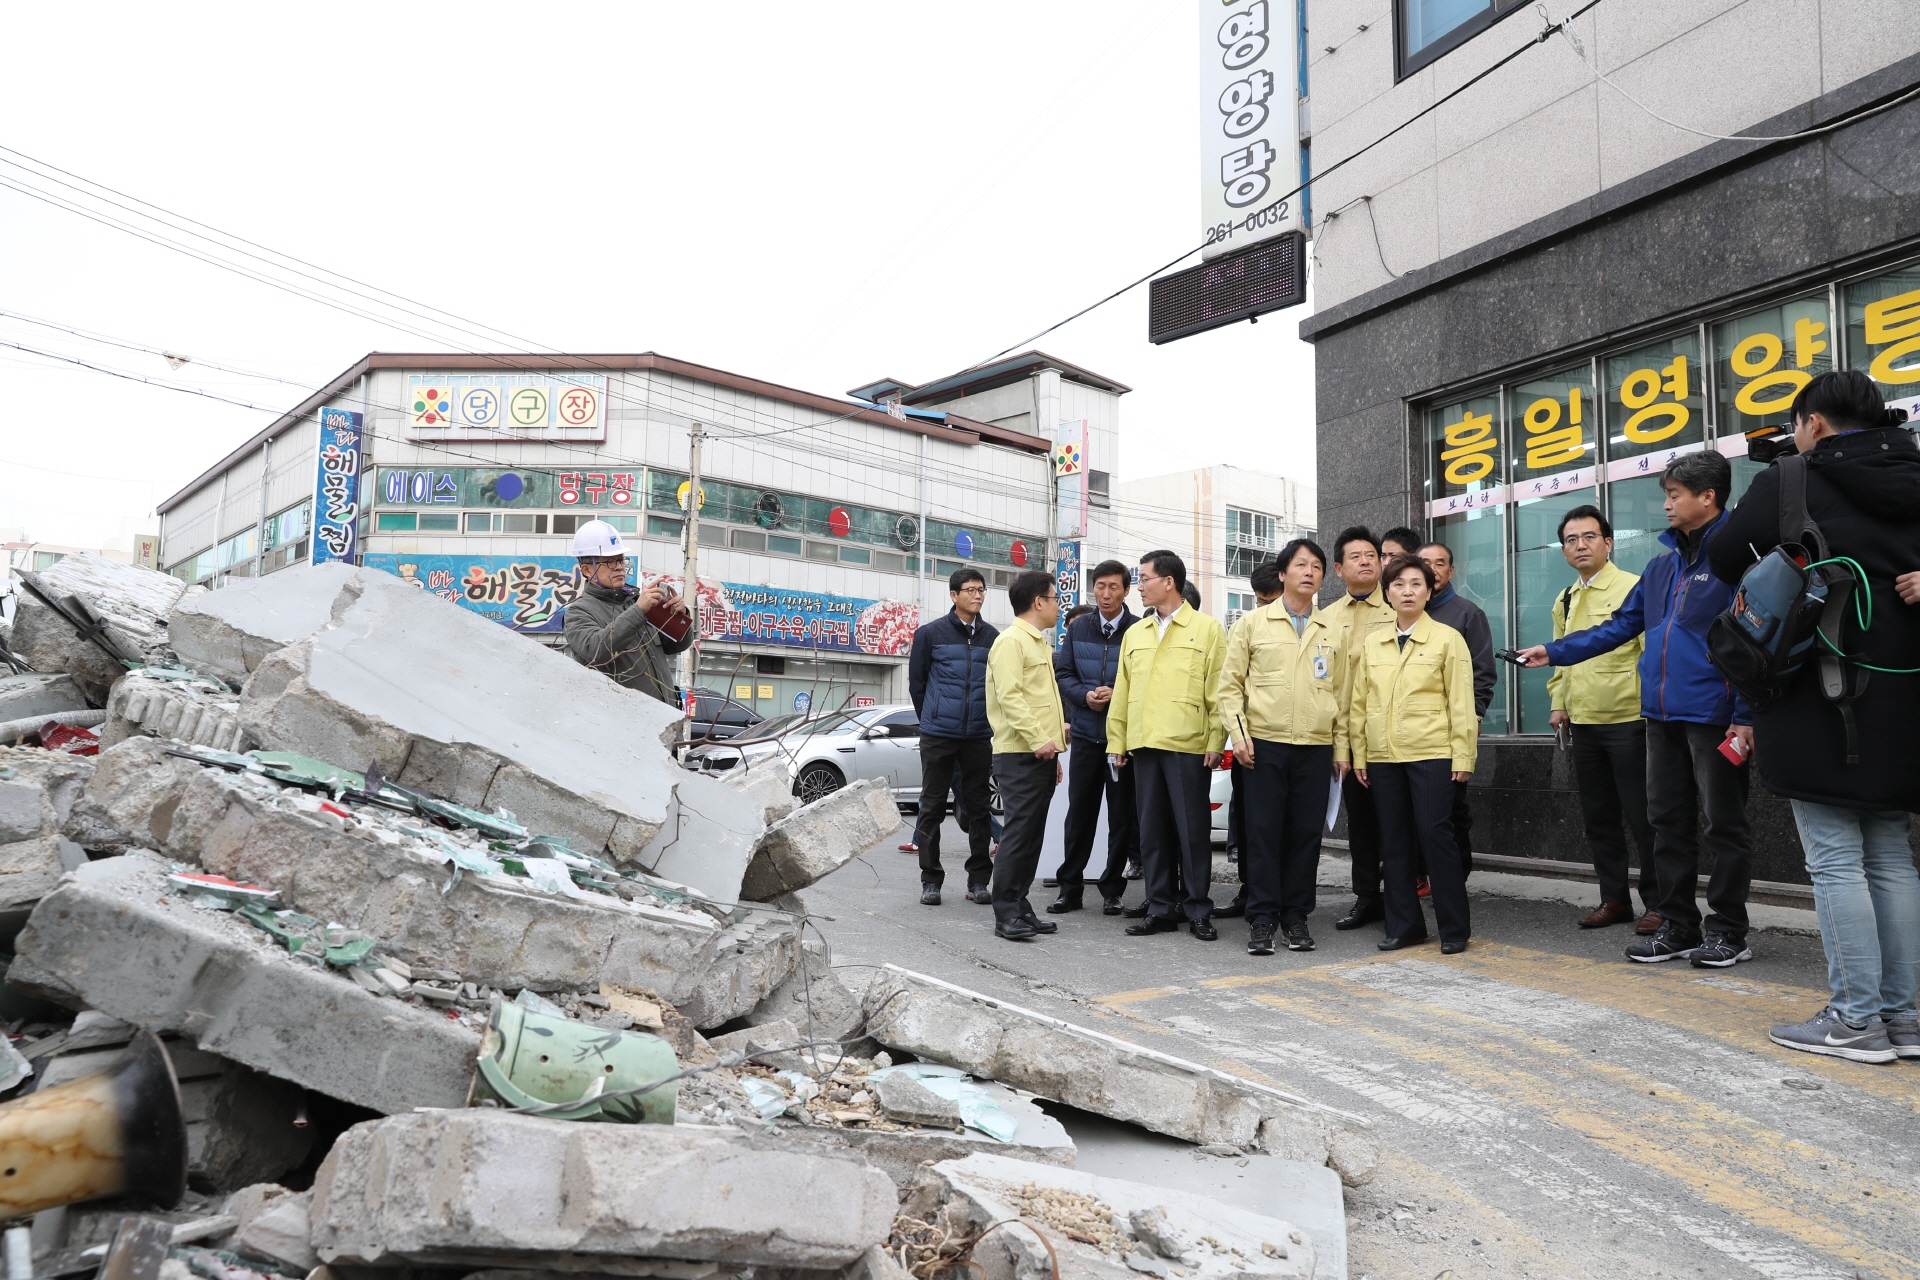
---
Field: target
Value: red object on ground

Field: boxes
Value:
[35,722,99,756]
[1416,877,1432,898]
[320,801,354,820]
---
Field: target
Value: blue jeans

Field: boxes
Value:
[1791,800,1920,1026]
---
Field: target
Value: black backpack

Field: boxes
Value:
[1706,452,1868,760]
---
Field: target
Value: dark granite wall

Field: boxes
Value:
[1307,73,1920,885]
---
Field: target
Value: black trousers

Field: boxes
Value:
[1345,771,1383,900]
[1227,761,1247,860]
[990,753,1058,926]
[1371,759,1471,947]
[1133,748,1214,921]
[1243,741,1333,926]
[1571,719,1658,910]
[1055,742,1136,902]
[1645,719,1751,935]
[1451,781,1474,880]
[916,735,994,889]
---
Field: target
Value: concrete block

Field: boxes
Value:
[739,779,901,902]
[7,851,479,1114]
[743,943,865,1045]
[108,746,748,1003]
[786,1080,1075,1189]
[236,1190,317,1272]
[871,1072,962,1126]
[168,561,359,686]
[10,555,186,703]
[0,673,89,726]
[0,748,94,834]
[102,671,248,752]
[639,770,764,904]
[928,1153,1315,1280]
[719,761,797,827]
[35,1039,312,1191]
[57,735,196,852]
[674,910,802,1029]
[308,1111,896,1270]
[0,750,98,920]
[219,565,682,862]
[865,967,1379,1188]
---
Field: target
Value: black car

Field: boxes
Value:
[686,688,765,742]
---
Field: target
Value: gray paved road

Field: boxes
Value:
[808,817,1920,1280]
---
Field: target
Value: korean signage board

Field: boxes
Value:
[404,374,608,443]
[1054,420,1087,540]
[313,408,363,566]
[1054,541,1080,649]
[376,467,640,509]
[364,554,918,653]
[1199,0,1304,261]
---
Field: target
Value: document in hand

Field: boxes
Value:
[1326,773,1342,830]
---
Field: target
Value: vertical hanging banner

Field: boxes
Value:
[1054,541,1081,650]
[1200,0,1305,260]
[1054,419,1088,540]
[313,408,363,566]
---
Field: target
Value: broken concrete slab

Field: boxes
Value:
[7,850,479,1114]
[743,940,865,1046]
[927,1152,1316,1280]
[34,1038,312,1191]
[168,561,358,686]
[54,734,187,853]
[872,1071,963,1126]
[1050,1105,1346,1280]
[739,779,902,902]
[209,564,682,862]
[0,748,97,922]
[309,1110,896,1271]
[0,673,89,726]
[674,910,802,1029]
[639,770,764,904]
[864,966,1378,1188]
[9,555,186,703]
[719,761,796,827]
[234,1189,317,1273]
[102,670,249,752]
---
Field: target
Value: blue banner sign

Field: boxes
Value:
[313,408,363,565]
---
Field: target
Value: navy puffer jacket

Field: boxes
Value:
[908,610,998,740]
[1053,607,1136,743]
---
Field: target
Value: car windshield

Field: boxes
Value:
[750,713,807,736]
[789,709,869,737]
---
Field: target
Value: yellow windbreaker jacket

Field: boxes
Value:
[1547,562,1643,725]
[1350,614,1479,773]
[1216,602,1349,760]
[986,618,1067,754]
[1316,587,1395,710]
[1105,604,1226,757]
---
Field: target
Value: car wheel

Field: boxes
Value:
[987,775,1003,818]
[794,762,845,804]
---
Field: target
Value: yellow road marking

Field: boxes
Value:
[1242,970,1920,1279]
[1095,985,1190,1009]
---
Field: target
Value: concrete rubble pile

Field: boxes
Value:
[0,558,1364,1280]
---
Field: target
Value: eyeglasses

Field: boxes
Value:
[954,584,986,595]
[1138,573,1166,586]
[1560,532,1606,547]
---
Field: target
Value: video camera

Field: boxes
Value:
[1744,405,1911,465]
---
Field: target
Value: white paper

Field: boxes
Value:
[1326,774,1343,831]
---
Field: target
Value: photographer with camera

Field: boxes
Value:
[1708,370,1920,1064]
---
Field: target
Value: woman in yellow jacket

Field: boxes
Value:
[1351,553,1479,954]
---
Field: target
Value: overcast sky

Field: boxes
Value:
[0,2,1317,554]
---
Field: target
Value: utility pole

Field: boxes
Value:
[679,423,706,737]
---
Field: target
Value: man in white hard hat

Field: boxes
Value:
[562,519,691,705]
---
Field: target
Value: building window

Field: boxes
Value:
[871,550,906,573]
[839,546,871,565]
[605,514,637,533]
[1224,507,1278,578]
[464,512,491,533]
[418,512,459,532]
[1397,0,1524,78]
[768,534,803,556]
[731,529,767,552]
[646,515,683,539]
[376,513,417,532]
[500,514,548,534]
[806,541,839,562]
[1087,469,1111,509]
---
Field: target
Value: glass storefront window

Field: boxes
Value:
[1845,265,1920,398]
[1713,295,1832,442]
[1424,393,1504,521]
[1512,487,1595,733]
[1604,332,1703,463]
[1508,363,1598,501]
[1607,474,1669,578]
[1431,506,1507,734]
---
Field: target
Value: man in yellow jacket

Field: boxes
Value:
[1318,528,1396,930]
[1546,504,1657,933]
[1218,537,1347,957]
[984,569,1067,942]
[1106,551,1226,940]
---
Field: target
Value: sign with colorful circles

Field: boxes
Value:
[411,386,453,428]
[406,375,606,441]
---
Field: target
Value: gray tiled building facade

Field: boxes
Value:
[1302,3,1920,884]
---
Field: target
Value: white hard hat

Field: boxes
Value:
[571,519,624,557]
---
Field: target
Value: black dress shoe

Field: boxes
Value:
[1377,933,1431,951]
[920,885,941,906]
[996,918,1037,941]
[1124,859,1143,881]
[1125,916,1180,936]
[1441,939,1468,955]
[1121,902,1153,918]
[1047,896,1084,914]
[1190,919,1219,941]
[968,883,993,904]
[1024,912,1059,934]
[1102,897,1125,916]
[1214,892,1247,919]
[1334,898,1385,930]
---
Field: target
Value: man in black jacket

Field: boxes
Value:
[1051,559,1139,914]
[1709,370,1920,1065]
[907,568,1000,907]
[1421,541,1496,881]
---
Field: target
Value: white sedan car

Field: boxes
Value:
[1211,753,1234,845]
[681,704,923,807]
